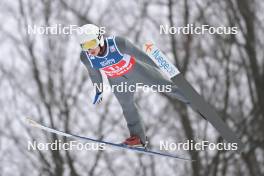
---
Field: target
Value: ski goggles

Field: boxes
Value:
[81,39,99,51]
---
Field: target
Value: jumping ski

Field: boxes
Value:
[143,42,245,153]
[26,118,194,161]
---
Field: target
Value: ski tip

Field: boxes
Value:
[25,118,39,127]
[175,155,195,162]
[179,158,196,162]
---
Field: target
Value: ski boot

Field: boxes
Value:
[122,135,149,150]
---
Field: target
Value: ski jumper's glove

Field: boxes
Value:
[93,92,103,104]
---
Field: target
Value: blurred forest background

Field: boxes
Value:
[0,0,263,175]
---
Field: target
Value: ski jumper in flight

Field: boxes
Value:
[78,24,189,147]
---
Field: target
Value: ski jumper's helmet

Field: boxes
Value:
[77,24,104,51]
